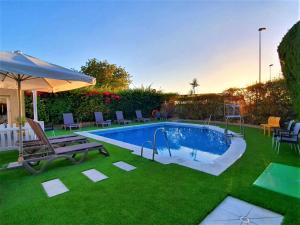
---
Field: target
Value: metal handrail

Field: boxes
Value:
[141,140,153,157]
[152,127,171,161]
[225,115,245,138]
[140,127,172,161]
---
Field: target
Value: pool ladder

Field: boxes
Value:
[225,116,245,138]
[140,127,171,161]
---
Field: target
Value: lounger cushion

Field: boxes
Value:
[54,142,103,155]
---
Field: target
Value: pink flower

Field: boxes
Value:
[114,95,121,101]
[104,98,111,104]
[102,91,111,97]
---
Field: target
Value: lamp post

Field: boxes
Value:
[258,27,266,83]
[269,64,273,81]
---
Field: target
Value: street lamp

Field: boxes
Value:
[258,27,266,83]
[269,64,273,81]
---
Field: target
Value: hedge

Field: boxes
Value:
[175,79,295,124]
[25,80,295,125]
[278,21,300,118]
[25,89,176,124]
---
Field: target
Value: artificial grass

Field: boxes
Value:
[0,124,300,225]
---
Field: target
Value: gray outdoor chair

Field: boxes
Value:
[63,113,80,130]
[116,111,131,124]
[94,112,111,127]
[135,110,150,122]
[272,120,295,149]
[275,122,300,154]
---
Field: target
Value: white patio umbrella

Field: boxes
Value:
[0,50,96,161]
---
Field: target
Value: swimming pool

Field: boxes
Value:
[90,123,230,160]
[77,122,246,176]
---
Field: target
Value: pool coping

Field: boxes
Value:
[76,122,246,176]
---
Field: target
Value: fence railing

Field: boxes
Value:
[0,121,44,151]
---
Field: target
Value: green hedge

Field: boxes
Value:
[25,89,176,124]
[278,21,300,118]
[175,79,295,124]
[108,89,167,119]
[175,94,224,120]
[25,80,296,125]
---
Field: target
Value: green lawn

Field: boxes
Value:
[0,123,299,225]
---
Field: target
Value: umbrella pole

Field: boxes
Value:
[17,77,23,162]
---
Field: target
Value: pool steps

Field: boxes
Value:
[140,127,172,160]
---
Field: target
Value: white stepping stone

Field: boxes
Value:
[82,169,108,182]
[199,196,283,225]
[113,161,136,171]
[7,161,22,169]
[42,179,69,197]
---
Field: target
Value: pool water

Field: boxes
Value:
[91,124,230,161]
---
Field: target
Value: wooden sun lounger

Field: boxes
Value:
[19,133,81,148]
[24,119,87,149]
[22,118,109,175]
[23,136,87,148]
[48,134,79,140]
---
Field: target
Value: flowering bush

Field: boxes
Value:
[102,91,121,105]
[102,91,111,97]
[85,90,101,96]
[25,88,172,124]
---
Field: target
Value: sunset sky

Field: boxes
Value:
[1,0,299,94]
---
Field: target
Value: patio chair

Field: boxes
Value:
[135,110,150,122]
[116,111,131,124]
[260,116,281,136]
[94,112,111,127]
[275,122,300,154]
[63,113,80,130]
[22,118,109,175]
[23,119,87,151]
[272,120,295,149]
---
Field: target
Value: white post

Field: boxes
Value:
[32,90,38,121]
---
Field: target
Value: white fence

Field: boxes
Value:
[0,122,44,151]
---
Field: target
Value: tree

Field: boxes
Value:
[278,21,300,118]
[189,78,199,95]
[81,58,131,91]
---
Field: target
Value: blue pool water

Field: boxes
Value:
[90,123,230,161]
